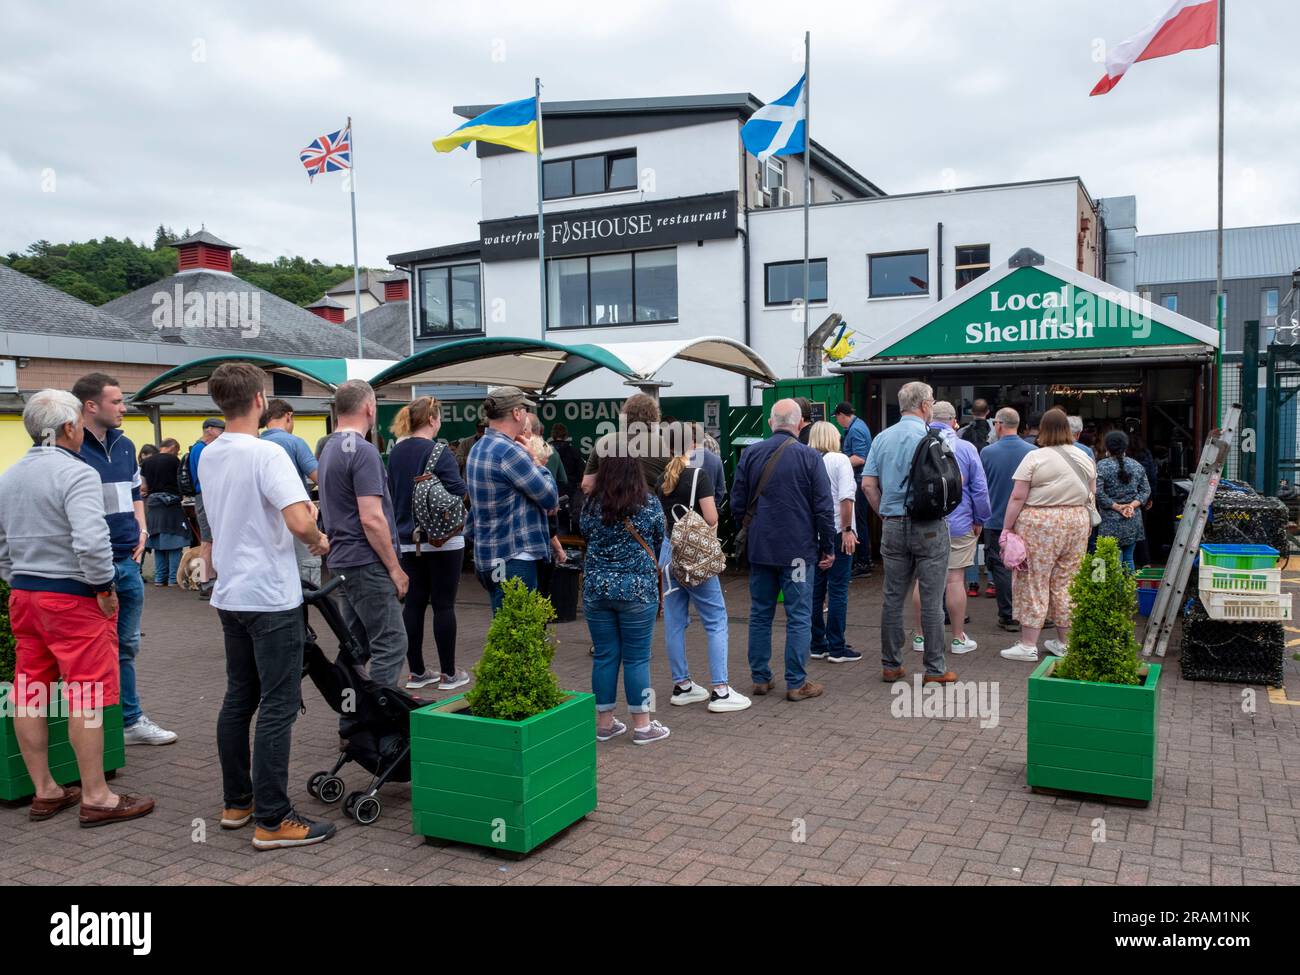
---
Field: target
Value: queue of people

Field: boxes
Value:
[0,367,1157,844]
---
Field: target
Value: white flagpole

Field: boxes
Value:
[535,78,547,337]
[801,31,812,377]
[347,115,364,359]
[1214,0,1225,423]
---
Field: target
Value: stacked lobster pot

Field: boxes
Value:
[1181,544,1288,686]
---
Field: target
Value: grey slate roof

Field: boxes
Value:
[100,270,403,359]
[169,229,237,249]
[305,295,347,310]
[0,263,148,342]
[355,300,411,358]
[1137,223,1300,285]
[324,269,390,298]
[387,240,481,267]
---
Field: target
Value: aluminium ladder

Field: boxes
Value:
[1141,404,1241,658]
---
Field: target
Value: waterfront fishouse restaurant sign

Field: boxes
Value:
[851,251,1219,362]
[479,191,738,262]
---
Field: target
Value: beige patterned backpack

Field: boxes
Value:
[669,467,727,587]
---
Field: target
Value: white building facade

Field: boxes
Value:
[389,95,1120,406]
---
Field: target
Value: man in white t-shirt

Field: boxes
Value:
[197,363,334,851]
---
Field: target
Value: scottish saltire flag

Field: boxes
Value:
[434,96,540,154]
[299,126,351,181]
[741,74,806,161]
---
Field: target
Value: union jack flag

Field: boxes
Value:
[299,126,351,182]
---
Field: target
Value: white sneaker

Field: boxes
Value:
[1000,642,1039,662]
[669,681,710,706]
[912,633,925,653]
[438,670,471,690]
[951,636,978,655]
[1043,639,1068,657]
[708,687,752,713]
[123,715,178,746]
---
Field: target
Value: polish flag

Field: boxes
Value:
[1091,0,1219,95]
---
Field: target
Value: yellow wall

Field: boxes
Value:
[0,414,329,472]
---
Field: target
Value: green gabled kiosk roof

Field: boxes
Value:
[132,353,398,402]
[835,248,1218,374]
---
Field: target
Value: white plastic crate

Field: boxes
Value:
[1203,591,1292,622]
[1198,565,1282,595]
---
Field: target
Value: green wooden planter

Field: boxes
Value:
[1026,658,1160,804]
[0,705,125,802]
[410,691,596,854]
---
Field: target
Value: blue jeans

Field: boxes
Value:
[748,564,813,690]
[475,557,540,614]
[585,596,657,713]
[1119,543,1136,571]
[659,540,729,686]
[115,558,145,727]
[152,548,182,586]
[216,606,305,829]
[811,545,853,657]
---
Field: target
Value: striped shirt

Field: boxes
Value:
[466,429,558,569]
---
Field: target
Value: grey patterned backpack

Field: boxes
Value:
[412,441,466,545]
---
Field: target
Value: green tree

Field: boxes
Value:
[465,579,565,721]
[1054,536,1141,685]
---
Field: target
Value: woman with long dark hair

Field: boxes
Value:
[387,397,469,691]
[1096,430,1151,571]
[581,454,668,745]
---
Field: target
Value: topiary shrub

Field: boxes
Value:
[1054,536,1141,686]
[464,578,565,721]
[0,580,15,685]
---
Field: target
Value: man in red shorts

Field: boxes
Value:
[0,389,154,826]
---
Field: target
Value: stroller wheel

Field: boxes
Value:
[343,791,363,817]
[317,776,345,804]
[306,771,328,799]
[353,795,381,825]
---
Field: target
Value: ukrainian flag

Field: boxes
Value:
[434,96,540,154]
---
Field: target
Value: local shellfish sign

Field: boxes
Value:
[876,266,1196,358]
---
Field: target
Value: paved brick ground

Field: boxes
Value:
[3,567,1299,886]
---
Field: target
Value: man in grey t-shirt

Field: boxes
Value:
[316,381,407,689]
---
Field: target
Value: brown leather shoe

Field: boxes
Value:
[221,805,254,830]
[882,667,906,682]
[79,793,155,828]
[924,671,959,684]
[786,680,825,702]
[751,680,776,696]
[30,786,81,822]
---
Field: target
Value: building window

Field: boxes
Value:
[954,244,990,289]
[1263,287,1279,319]
[763,157,785,191]
[1162,293,1178,312]
[542,150,637,200]
[547,248,677,329]
[869,250,929,298]
[765,260,828,305]
[418,263,482,336]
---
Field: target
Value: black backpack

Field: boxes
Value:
[905,430,962,521]
[177,451,195,495]
[960,417,992,452]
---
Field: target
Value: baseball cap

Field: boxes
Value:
[482,386,537,418]
[833,401,855,417]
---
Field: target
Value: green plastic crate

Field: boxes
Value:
[1199,544,1279,570]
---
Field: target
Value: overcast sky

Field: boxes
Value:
[3,0,1295,268]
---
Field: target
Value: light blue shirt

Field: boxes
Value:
[862,414,928,516]
[260,428,318,489]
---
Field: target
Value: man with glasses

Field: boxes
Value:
[979,407,1036,631]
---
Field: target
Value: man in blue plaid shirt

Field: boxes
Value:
[466,386,559,613]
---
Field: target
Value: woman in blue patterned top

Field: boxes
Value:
[580,455,668,745]
[1095,430,1151,571]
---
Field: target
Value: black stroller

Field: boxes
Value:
[301,575,424,825]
